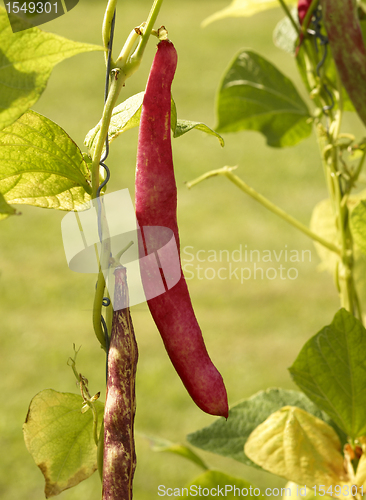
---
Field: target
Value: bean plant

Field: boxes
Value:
[1,0,366,499]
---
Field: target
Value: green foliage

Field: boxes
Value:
[3,0,366,497]
[142,434,208,470]
[0,6,103,132]
[187,388,345,469]
[171,99,224,146]
[0,110,91,213]
[244,406,347,488]
[216,50,312,147]
[23,389,104,498]
[289,308,366,439]
[84,92,223,156]
[184,470,256,498]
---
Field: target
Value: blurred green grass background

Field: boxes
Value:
[0,0,362,498]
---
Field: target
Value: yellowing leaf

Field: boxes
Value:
[0,110,91,211]
[284,482,334,500]
[23,389,104,498]
[283,482,329,500]
[355,453,366,488]
[244,406,349,490]
[202,0,291,27]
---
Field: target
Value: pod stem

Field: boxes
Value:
[277,0,300,35]
[102,267,138,500]
[128,0,165,69]
[102,0,118,66]
[187,166,341,256]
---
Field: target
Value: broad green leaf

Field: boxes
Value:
[85,92,223,156]
[350,200,366,254]
[245,407,348,489]
[0,110,91,211]
[183,470,256,498]
[0,6,103,131]
[0,190,15,220]
[84,92,144,156]
[289,308,366,438]
[202,0,290,28]
[23,389,104,498]
[187,388,346,469]
[141,434,208,470]
[216,50,312,147]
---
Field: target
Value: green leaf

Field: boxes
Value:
[216,50,312,147]
[0,190,15,220]
[289,308,366,438]
[183,470,256,498]
[350,200,366,254]
[202,0,290,28]
[171,97,224,145]
[187,388,345,469]
[0,6,103,131]
[141,434,208,470]
[174,119,224,145]
[244,407,348,488]
[23,389,104,498]
[84,92,144,156]
[85,92,224,155]
[0,110,91,211]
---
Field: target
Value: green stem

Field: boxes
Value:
[301,0,318,36]
[115,28,140,69]
[353,149,366,185]
[91,404,99,447]
[91,71,127,199]
[115,240,134,262]
[97,421,104,481]
[93,269,107,350]
[102,0,118,65]
[129,0,165,68]
[316,68,363,319]
[277,0,300,35]
[187,166,341,256]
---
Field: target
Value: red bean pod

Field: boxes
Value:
[135,39,228,418]
[296,0,313,54]
[298,0,313,25]
[320,0,366,126]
